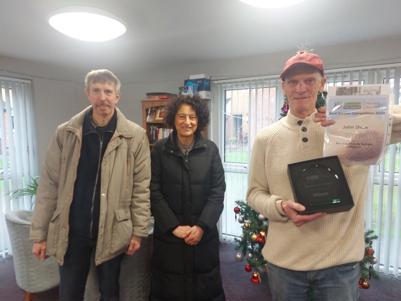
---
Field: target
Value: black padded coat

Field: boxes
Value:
[150,132,226,301]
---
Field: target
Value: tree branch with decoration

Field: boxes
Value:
[359,230,379,289]
[235,91,379,288]
[234,200,268,284]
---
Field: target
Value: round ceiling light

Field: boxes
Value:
[239,0,305,8]
[48,10,126,42]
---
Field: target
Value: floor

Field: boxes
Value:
[0,242,400,301]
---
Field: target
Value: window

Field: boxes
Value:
[0,77,38,258]
[215,64,401,276]
[224,87,276,164]
[216,78,280,237]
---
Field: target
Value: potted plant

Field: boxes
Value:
[10,177,38,210]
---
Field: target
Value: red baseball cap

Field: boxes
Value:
[280,51,324,80]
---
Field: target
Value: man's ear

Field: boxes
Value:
[281,80,286,93]
[320,76,327,91]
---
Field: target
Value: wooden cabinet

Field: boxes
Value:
[141,95,175,147]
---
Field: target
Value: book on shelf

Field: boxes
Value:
[155,107,166,121]
[146,107,157,122]
[147,106,167,122]
[148,126,172,144]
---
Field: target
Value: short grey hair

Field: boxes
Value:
[85,69,121,94]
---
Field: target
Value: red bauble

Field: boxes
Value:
[251,272,261,284]
[256,234,265,245]
[359,278,370,289]
[244,264,252,272]
[361,280,370,289]
[366,247,375,256]
[234,206,241,214]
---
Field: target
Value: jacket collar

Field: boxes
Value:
[65,106,135,138]
[83,108,117,136]
[165,130,207,154]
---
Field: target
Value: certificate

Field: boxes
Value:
[323,85,390,165]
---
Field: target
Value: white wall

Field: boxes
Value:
[154,34,401,81]
[32,78,85,162]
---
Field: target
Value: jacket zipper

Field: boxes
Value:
[90,133,103,239]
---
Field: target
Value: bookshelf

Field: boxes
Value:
[141,94,175,147]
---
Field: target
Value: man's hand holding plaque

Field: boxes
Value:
[280,200,325,227]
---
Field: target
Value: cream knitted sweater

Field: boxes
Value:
[247,109,401,271]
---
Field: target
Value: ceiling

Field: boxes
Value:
[2,0,401,75]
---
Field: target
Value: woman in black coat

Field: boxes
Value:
[150,96,226,301]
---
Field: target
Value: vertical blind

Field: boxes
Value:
[214,64,401,276]
[327,66,401,276]
[0,77,38,258]
[212,78,280,238]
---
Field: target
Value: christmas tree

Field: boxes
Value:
[234,200,267,284]
[359,230,379,289]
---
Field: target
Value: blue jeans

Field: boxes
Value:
[59,237,124,301]
[267,261,360,301]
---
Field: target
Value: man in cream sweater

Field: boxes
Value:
[247,51,401,301]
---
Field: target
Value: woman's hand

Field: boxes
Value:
[172,225,192,239]
[184,226,204,246]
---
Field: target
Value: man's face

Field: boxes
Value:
[282,71,325,119]
[86,81,120,119]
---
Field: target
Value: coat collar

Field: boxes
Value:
[165,130,207,154]
[82,108,117,136]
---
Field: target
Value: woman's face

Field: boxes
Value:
[174,104,198,140]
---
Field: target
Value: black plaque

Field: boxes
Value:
[287,156,354,214]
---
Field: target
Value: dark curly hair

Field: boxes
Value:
[164,95,209,134]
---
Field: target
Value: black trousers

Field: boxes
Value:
[59,237,124,301]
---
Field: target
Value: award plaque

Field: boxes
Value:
[287,156,354,214]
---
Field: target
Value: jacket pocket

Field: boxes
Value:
[46,210,61,256]
[111,209,133,254]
